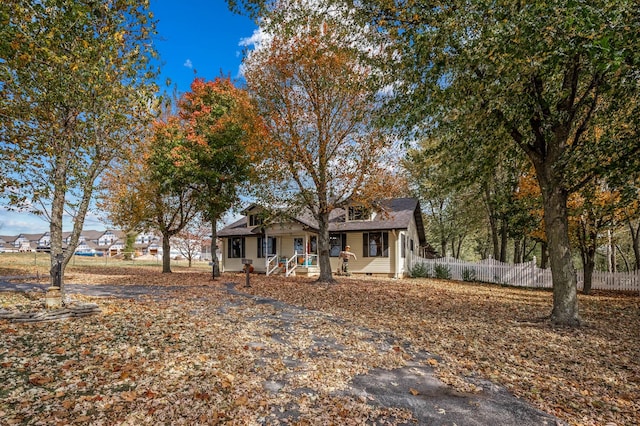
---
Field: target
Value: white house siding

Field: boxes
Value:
[404,218,422,275]
[218,198,428,278]
[223,237,261,273]
[327,232,397,277]
[222,231,405,277]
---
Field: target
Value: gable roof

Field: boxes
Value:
[218,197,427,245]
[17,233,47,241]
[82,230,106,241]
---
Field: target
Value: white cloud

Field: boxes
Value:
[239,27,269,50]
[183,59,193,69]
[0,208,109,236]
[0,209,49,235]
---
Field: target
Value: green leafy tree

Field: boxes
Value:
[353,0,640,325]
[404,148,485,259]
[0,0,158,296]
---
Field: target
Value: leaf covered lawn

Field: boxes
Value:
[1,266,638,425]
[243,274,639,426]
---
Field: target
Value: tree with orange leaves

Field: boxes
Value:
[174,77,265,278]
[570,183,624,294]
[242,0,405,282]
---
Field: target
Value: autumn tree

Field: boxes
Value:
[0,0,158,295]
[571,183,622,294]
[174,77,264,279]
[99,115,199,273]
[344,0,640,325]
[242,0,404,282]
[405,120,537,263]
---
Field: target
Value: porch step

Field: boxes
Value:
[295,266,319,277]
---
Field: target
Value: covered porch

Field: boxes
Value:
[260,228,320,277]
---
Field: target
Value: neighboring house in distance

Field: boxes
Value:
[199,238,222,262]
[0,229,168,257]
[217,197,434,278]
[37,232,51,250]
[0,235,13,253]
[13,233,44,252]
[135,232,160,256]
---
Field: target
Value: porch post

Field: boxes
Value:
[394,230,400,279]
[265,229,268,271]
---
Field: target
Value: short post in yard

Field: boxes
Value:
[242,258,252,288]
[45,254,64,309]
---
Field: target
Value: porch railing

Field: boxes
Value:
[285,252,298,277]
[266,254,279,276]
[267,252,319,276]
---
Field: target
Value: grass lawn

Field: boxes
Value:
[1,254,638,425]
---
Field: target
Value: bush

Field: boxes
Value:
[462,268,476,282]
[434,264,451,280]
[409,262,430,278]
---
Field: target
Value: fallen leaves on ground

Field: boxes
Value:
[242,274,639,426]
[1,264,638,425]
[0,273,412,425]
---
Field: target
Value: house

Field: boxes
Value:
[0,229,167,257]
[217,197,433,278]
[135,232,160,256]
[13,233,44,252]
[0,235,13,253]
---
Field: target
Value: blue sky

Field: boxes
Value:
[153,0,258,92]
[0,1,258,236]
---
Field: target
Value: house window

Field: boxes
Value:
[348,206,371,221]
[329,233,347,257]
[401,234,406,258]
[257,236,276,258]
[363,232,388,257]
[308,236,318,254]
[228,237,245,258]
[249,214,263,227]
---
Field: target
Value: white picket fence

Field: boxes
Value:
[409,255,640,293]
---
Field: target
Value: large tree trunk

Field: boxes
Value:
[316,212,335,283]
[50,190,65,289]
[211,220,220,279]
[539,178,581,325]
[50,148,69,296]
[540,241,549,269]
[161,233,172,273]
[513,238,522,264]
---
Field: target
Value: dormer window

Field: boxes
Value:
[249,214,263,227]
[348,206,372,221]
